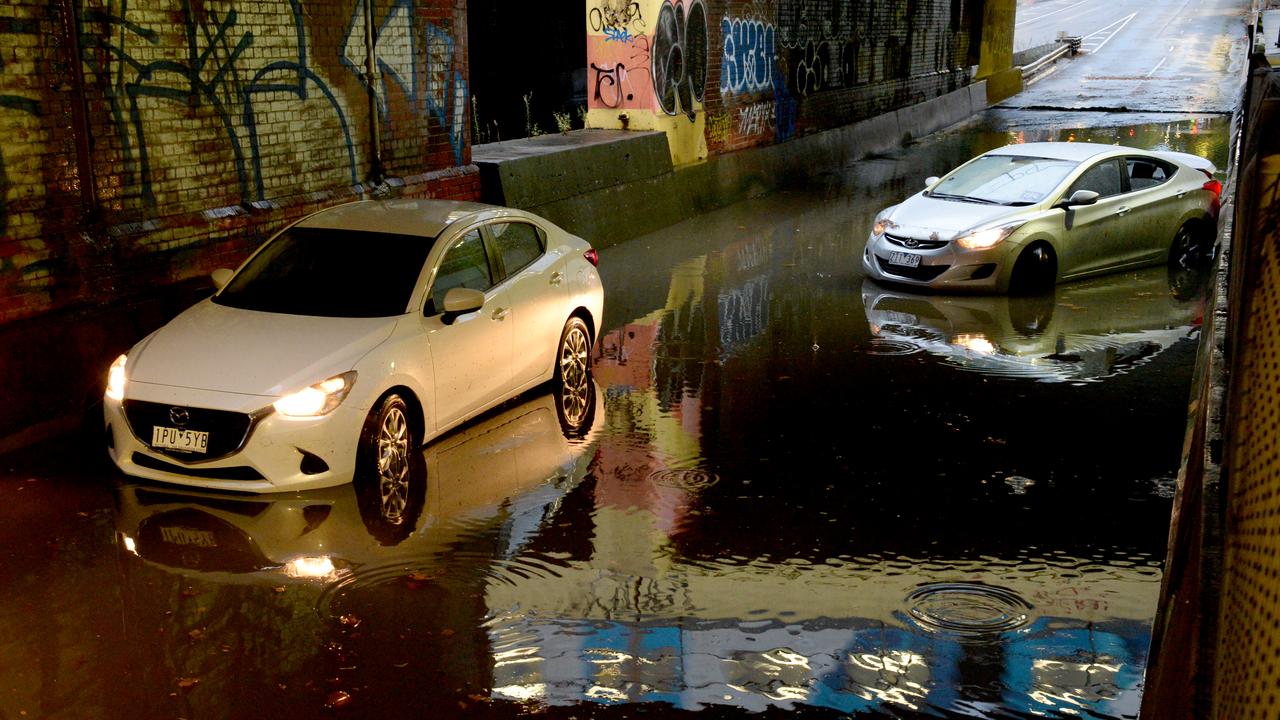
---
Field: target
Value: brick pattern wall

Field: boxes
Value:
[0,0,477,325]
[588,0,974,162]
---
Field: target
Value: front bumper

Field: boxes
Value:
[861,233,1013,292]
[104,382,363,493]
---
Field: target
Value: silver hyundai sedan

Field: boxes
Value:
[861,141,1221,294]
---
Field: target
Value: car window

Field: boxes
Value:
[213,227,432,318]
[1126,157,1175,191]
[429,230,493,314]
[1067,159,1123,199]
[489,221,544,279]
[931,155,1080,205]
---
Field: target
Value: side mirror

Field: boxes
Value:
[925,176,940,188]
[1060,189,1100,207]
[211,268,234,291]
[439,287,485,324]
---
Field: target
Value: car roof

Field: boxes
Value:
[295,198,498,238]
[985,141,1136,162]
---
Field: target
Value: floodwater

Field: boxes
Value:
[0,111,1228,719]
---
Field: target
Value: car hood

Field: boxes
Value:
[128,300,397,396]
[887,193,1025,238]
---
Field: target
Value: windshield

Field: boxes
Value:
[214,227,434,317]
[930,155,1080,205]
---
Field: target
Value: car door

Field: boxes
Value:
[484,219,569,389]
[422,227,513,429]
[1056,158,1128,278]
[1122,156,1182,263]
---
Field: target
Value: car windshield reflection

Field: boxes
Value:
[213,227,435,317]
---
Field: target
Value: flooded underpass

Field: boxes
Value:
[0,110,1231,719]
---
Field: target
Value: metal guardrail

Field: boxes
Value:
[1021,36,1082,79]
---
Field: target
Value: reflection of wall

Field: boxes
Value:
[587,0,979,165]
[0,0,478,325]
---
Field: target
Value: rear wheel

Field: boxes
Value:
[556,317,591,388]
[1009,244,1056,295]
[1169,222,1208,268]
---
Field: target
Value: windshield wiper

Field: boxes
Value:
[928,192,998,205]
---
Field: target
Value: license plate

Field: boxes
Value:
[888,251,921,268]
[151,425,210,453]
[159,526,217,548]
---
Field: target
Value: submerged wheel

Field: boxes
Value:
[556,317,592,388]
[355,393,423,544]
[1169,222,1208,268]
[1009,244,1056,295]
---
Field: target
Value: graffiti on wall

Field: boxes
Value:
[83,0,467,212]
[590,0,646,42]
[652,0,708,120]
[341,0,468,164]
[84,0,358,208]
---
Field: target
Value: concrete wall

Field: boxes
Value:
[0,0,479,326]
[584,0,983,166]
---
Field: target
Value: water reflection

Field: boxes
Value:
[862,265,1208,382]
[109,380,603,715]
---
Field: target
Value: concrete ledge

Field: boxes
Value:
[1013,41,1060,68]
[473,129,672,208]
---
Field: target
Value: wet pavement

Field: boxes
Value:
[0,109,1231,719]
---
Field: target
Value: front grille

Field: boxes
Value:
[886,232,948,250]
[877,255,949,281]
[123,400,264,462]
[132,452,266,481]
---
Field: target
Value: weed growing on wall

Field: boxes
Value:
[524,93,545,137]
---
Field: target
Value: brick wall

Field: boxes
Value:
[587,0,977,164]
[0,0,478,326]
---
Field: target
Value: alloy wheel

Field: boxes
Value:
[376,405,410,524]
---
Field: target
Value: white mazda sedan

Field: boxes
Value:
[104,199,604,493]
[862,141,1221,293]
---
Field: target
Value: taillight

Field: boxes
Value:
[583,248,599,267]
[1200,169,1222,198]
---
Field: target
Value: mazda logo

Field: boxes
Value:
[169,407,190,426]
[903,238,919,248]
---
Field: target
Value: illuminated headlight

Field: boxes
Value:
[106,354,128,401]
[273,372,357,417]
[872,208,899,236]
[954,222,1025,250]
[285,556,336,579]
[953,334,996,354]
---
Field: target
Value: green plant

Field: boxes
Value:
[553,110,572,133]
[524,93,545,137]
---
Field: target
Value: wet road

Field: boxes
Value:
[0,109,1232,719]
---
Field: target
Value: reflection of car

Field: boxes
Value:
[113,378,604,580]
[862,142,1221,293]
[860,266,1205,382]
[104,199,603,493]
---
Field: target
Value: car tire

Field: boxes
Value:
[354,393,423,545]
[555,316,592,389]
[1009,244,1056,295]
[1169,222,1208,268]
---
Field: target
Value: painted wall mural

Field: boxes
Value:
[589,0,974,164]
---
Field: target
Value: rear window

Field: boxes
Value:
[214,227,434,317]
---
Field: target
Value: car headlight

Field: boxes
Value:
[273,372,357,417]
[106,354,128,401]
[954,221,1026,250]
[872,208,899,237]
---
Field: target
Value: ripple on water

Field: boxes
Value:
[649,468,720,490]
[865,338,924,356]
[904,581,1034,635]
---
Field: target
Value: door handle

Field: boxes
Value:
[1115,206,1130,216]
[550,271,564,286]
[491,307,508,321]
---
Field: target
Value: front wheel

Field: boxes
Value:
[556,317,592,388]
[1009,244,1056,295]
[355,393,421,544]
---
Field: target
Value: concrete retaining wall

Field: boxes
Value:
[475,80,990,248]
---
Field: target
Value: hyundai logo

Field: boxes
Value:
[902,238,919,248]
[169,407,190,426]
